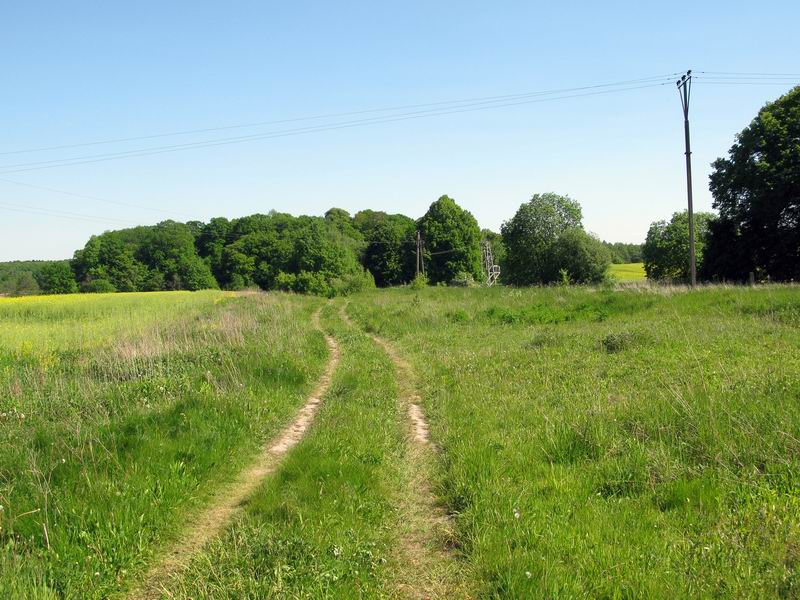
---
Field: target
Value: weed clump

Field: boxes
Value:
[446,309,469,323]
[525,330,559,348]
[600,332,634,353]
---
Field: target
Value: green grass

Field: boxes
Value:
[0,291,327,599]
[348,285,800,597]
[608,262,646,281]
[4,285,800,598]
[161,303,411,598]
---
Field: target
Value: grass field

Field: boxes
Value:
[607,262,646,281]
[348,285,800,597]
[2,285,800,598]
[0,291,327,599]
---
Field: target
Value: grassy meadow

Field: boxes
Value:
[0,291,327,599]
[348,284,800,597]
[2,284,800,598]
[607,262,646,281]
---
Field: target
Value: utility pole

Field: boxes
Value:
[416,230,421,277]
[677,70,697,288]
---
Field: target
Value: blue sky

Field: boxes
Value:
[1,1,799,260]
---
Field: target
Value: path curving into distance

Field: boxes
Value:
[128,307,339,600]
[340,303,468,599]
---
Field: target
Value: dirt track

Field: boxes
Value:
[128,308,339,600]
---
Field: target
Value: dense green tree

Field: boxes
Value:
[138,221,217,290]
[417,196,482,284]
[700,217,750,281]
[72,235,147,292]
[642,211,714,281]
[363,216,416,286]
[549,229,610,284]
[37,262,78,294]
[501,193,583,285]
[353,209,389,238]
[217,213,370,295]
[325,208,363,241]
[706,86,800,281]
[196,217,231,283]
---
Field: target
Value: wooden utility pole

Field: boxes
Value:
[677,70,697,288]
[416,230,421,277]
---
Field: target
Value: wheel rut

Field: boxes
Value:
[340,303,468,599]
[128,308,339,600]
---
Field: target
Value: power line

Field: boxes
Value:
[697,70,800,77]
[0,202,139,227]
[0,80,676,175]
[693,81,799,86]
[0,78,677,170]
[0,177,194,219]
[0,73,681,157]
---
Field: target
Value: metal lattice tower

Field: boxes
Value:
[482,241,500,286]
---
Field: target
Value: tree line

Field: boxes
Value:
[6,84,796,295]
[3,193,627,296]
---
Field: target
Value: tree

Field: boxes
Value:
[71,235,147,292]
[417,196,482,284]
[501,193,583,285]
[706,85,800,281]
[642,211,714,281]
[362,215,416,286]
[550,229,611,284]
[196,217,231,283]
[139,221,217,291]
[325,208,363,241]
[37,262,78,294]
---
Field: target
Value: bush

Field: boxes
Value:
[548,229,611,284]
[331,269,376,296]
[410,273,428,290]
[82,278,117,293]
[642,211,714,282]
[449,271,477,287]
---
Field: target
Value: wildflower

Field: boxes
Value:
[526,571,532,579]
[513,508,520,519]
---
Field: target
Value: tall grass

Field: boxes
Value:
[348,284,800,597]
[0,291,327,599]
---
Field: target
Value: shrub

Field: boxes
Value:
[449,271,477,287]
[410,273,428,290]
[82,278,117,293]
[331,269,376,296]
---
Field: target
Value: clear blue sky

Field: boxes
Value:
[2,1,799,261]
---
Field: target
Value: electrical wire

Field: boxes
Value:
[0,202,139,227]
[0,80,676,175]
[697,71,800,77]
[0,177,194,219]
[0,73,682,157]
